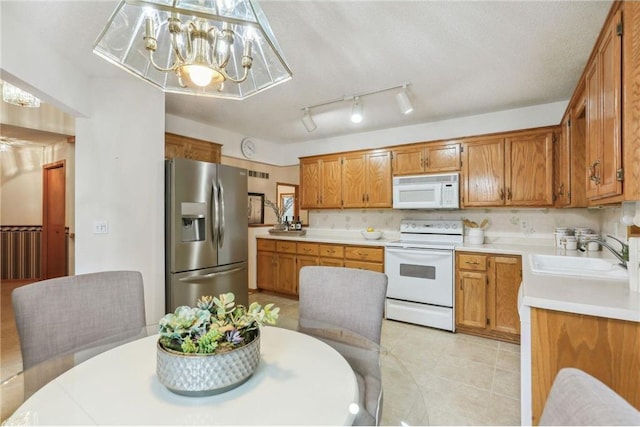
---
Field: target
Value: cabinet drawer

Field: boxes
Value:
[276,241,296,254]
[344,260,384,273]
[257,239,276,251]
[344,246,384,262]
[319,244,344,258]
[458,253,487,271]
[297,243,319,256]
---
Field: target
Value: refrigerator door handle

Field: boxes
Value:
[212,181,220,245]
[218,178,225,248]
[177,266,246,282]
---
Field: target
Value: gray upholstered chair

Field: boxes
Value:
[539,368,640,426]
[12,271,146,370]
[298,266,388,426]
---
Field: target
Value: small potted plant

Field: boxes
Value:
[156,293,279,396]
[264,198,294,230]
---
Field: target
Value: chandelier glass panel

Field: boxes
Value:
[94,0,292,99]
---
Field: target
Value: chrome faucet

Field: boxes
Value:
[580,234,629,268]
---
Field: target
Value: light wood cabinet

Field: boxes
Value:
[462,129,554,207]
[455,252,521,343]
[165,133,221,163]
[257,239,384,296]
[300,156,342,209]
[530,308,640,425]
[585,9,623,201]
[555,89,587,208]
[392,142,461,176]
[342,150,392,208]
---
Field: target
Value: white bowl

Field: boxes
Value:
[361,230,382,240]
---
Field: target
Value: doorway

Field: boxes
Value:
[42,160,67,279]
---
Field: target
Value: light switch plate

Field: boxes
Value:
[93,220,108,234]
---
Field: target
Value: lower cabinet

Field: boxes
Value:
[530,308,640,425]
[256,238,384,296]
[455,251,522,343]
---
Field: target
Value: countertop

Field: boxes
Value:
[256,230,639,323]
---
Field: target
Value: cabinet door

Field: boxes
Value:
[297,255,319,292]
[555,115,571,207]
[165,138,186,159]
[585,58,601,199]
[276,253,297,295]
[392,146,425,176]
[320,156,343,208]
[487,256,521,336]
[456,271,487,329]
[365,151,392,208]
[426,143,460,172]
[300,159,321,209]
[462,139,505,206]
[189,140,220,163]
[505,131,554,206]
[256,250,277,292]
[342,153,367,208]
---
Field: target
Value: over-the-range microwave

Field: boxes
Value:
[392,172,460,209]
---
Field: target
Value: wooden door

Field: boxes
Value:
[392,145,425,175]
[342,153,367,208]
[488,255,521,337]
[320,156,342,208]
[462,139,505,206]
[300,159,320,209]
[426,143,460,172]
[42,161,66,279]
[456,271,486,329]
[276,253,297,295]
[365,151,392,208]
[256,250,277,291]
[505,131,554,206]
[596,10,622,199]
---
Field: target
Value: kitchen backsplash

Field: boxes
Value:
[308,206,627,244]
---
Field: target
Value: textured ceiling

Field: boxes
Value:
[1,1,612,145]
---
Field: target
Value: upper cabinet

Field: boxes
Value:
[301,150,392,210]
[392,142,461,176]
[300,155,342,209]
[462,128,555,207]
[165,133,221,164]
[585,9,623,201]
[342,150,392,208]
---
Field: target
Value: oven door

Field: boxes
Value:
[385,246,453,307]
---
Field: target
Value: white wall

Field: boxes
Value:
[75,78,165,323]
[0,147,43,224]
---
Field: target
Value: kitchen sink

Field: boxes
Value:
[529,254,628,281]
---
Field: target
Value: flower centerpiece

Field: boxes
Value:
[156,293,279,396]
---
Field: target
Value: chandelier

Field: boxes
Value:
[2,82,41,108]
[93,0,292,99]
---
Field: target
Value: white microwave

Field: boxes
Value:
[392,173,460,209]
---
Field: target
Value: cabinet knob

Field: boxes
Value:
[464,261,479,265]
[589,159,601,185]
[507,188,512,200]
[499,188,504,200]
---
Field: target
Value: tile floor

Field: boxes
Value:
[1,285,521,425]
[250,292,521,426]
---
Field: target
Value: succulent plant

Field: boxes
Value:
[158,293,279,354]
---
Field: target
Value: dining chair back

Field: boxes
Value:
[298,266,388,426]
[12,270,146,370]
[539,368,640,426]
[298,266,388,344]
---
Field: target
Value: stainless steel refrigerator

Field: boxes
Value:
[165,158,248,312]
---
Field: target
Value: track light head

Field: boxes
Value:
[351,97,363,123]
[301,107,317,132]
[396,85,413,115]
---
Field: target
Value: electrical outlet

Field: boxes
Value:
[520,220,528,230]
[93,220,109,234]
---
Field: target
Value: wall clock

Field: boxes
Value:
[240,138,256,159]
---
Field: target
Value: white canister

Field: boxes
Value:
[562,236,578,251]
[468,228,484,245]
[584,234,600,251]
[553,231,567,247]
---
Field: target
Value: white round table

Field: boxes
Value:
[8,327,358,425]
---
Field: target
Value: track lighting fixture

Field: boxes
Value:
[300,83,412,132]
[301,107,317,132]
[396,84,414,115]
[350,97,363,123]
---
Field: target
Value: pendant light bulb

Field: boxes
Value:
[351,97,363,123]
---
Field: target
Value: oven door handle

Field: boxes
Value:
[385,247,452,258]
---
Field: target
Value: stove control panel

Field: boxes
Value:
[399,219,464,235]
